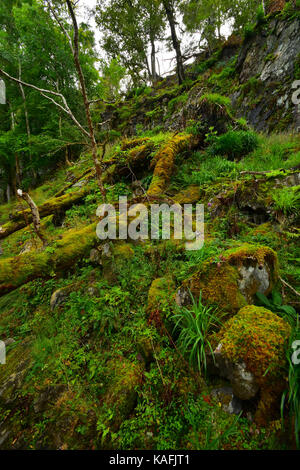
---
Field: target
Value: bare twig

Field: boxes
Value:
[279,276,300,298]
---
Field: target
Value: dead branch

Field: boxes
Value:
[17,189,48,246]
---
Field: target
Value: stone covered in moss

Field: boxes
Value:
[211,305,291,424]
[177,243,278,314]
[113,243,134,260]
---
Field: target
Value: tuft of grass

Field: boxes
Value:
[172,290,222,375]
[273,187,300,215]
[208,130,259,160]
[237,134,300,172]
[281,321,300,449]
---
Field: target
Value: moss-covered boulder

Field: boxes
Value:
[174,185,201,204]
[209,305,291,425]
[176,244,278,314]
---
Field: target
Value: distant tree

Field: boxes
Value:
[0,0,108,198]
[96,0,165,84]
[181,0,262,52]
[161,0,185,84]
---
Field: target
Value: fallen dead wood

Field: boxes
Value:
[0,187,90,240]
[0,222,98,296]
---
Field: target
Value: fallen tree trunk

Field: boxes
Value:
[0,187,90,240]
[0,222,98,296]
[147,134,198,197]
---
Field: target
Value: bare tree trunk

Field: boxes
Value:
[65,0,106,199]
[162,0,185,84]
[6,184,11,203]
[18,61,36,181]
[17,189,48,246]
[10,106,21,191]
[150,37,158,83]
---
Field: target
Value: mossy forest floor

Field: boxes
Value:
[0,51,300,450]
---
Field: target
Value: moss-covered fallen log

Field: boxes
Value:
[0,188,90,240]
[147,133,197,197]
[102,140,155,183]
[0,222,98,296]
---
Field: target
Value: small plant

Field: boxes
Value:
[208,130,259,160]
[281,322,300,449]
[204,126,218,146]
[172,290,222,375]
[256,290,297,324]
[243,23,256,41]
[256,4,266,25]
[186,119,205,136]
[272,187,300,215]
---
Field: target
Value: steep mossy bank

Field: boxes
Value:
[0,10,300,450]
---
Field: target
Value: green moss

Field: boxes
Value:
[181,244,278,314]
[185,262,247,314]
[0,223,98,295]
[101,358,144,432]
[147,277,175,314]
[214,305,291,424]
[174,186,201,204]
[114,243,134,260]
[147,134,195,197]
[121,137,150,151]
[222,243,278,268]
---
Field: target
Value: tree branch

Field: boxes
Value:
[0,67,90,139]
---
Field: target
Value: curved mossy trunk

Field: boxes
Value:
[0,222,98,296]
[147,134,197,197]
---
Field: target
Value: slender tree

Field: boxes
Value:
[0,0,107,198]
[161,0,185,84]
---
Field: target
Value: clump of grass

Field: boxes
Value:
[208,130,259,160]
[172,290,222,375]
[273,187,300,215]
[281,321,300,449]
[172,151,236,188]
[199,93,231,109]
[237,134,300,172]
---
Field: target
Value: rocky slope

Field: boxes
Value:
[0,9,299,451]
